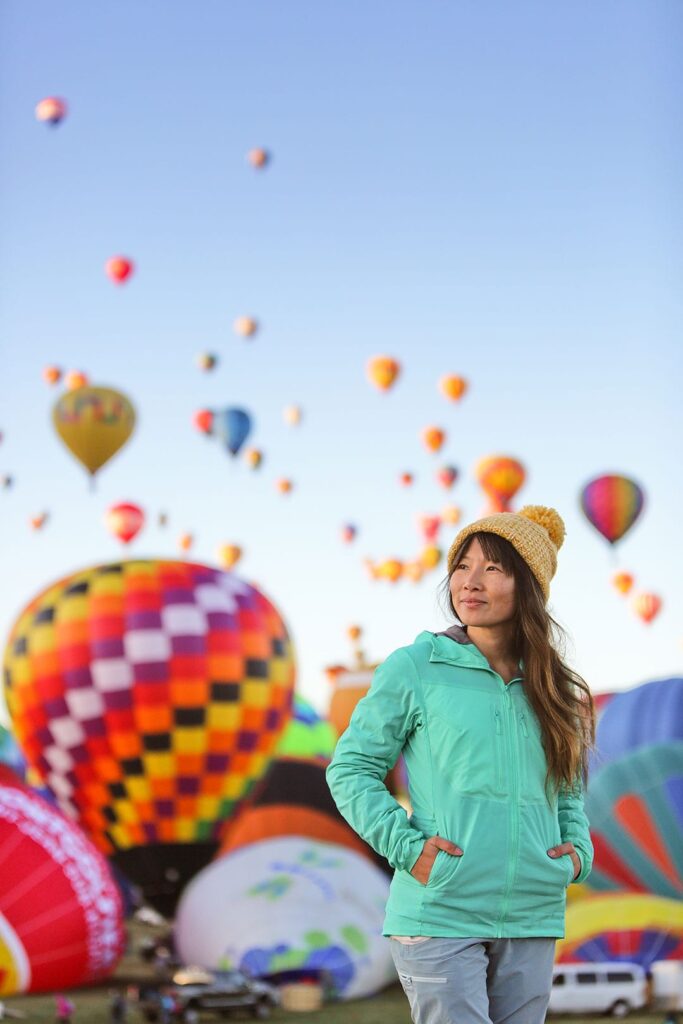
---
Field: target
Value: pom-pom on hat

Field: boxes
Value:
[446,505,566,601]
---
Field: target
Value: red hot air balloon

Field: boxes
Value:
[193,409,214,435]
[632,592,662,624]
[105,257,134,285]
[580,474,645,547]
[42,365,62,386]
[399,472,414,487]
[0,766,124,994]
[35,97,67,126]
[105,502,145,545]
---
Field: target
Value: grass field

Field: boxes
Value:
[1,921,668,1023]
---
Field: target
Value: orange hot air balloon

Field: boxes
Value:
[421,545,442,571]
[347,625,362,641]
[399,472,414,487]
[244,448,263,470]
[439,375,468,402]
[178,532,194,553]
[633,592,662,624]
[363,559,380,581]
[378,559,403,583]
[475,455,526,512]
[193,409,214,435]
[104,502,145,545]
[29,513,49,531]
[421,426,445,453]
[196,353,217,372]
[42,365,62,386]
[234,316,258,338]
[612,572,635,595]
[247,147,270,169]
[35,96,67,126]
[105,257,134,285]
[403,560,424,583]
[216,544,242,570]
[366,356,401,392]
[442,505,462,525]
[276,478,293,495]
[283,405,302,426]
[64,370,89,391]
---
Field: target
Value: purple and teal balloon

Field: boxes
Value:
[580,474,644,546]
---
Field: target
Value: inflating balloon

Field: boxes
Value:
[175,837,394,1000]
[0,767,124,994]
[52,386,136,480]
[436,466,458,489]
[196,353,217,372]
[214,408,252,456]
[64,370,90,391]
[247,148,270,169]
[475,456,526,512]
[438,375,468,402]
[42,365,62,386]
[193,409,214,435]
[216,544,242,570]
[35,97,67,126]
[234,316,258,338]
[3,561,296,916]
[612,572,634,595]
[632,592,662,624]
[580,475,645,546]
[557,892,683,967]
[105,502,145,545]
[105,257,134,285]
[366,356,400,392]
[420,426,445,453]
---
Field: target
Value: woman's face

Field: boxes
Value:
[449,536,517,629]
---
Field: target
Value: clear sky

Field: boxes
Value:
[1,0,681,723]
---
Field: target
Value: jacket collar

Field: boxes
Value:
[415,626,524,682]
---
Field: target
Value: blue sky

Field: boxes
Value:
[1,0,681,722]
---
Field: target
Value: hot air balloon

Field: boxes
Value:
[175,837,394,1001]
[590,677,683,771]
[214,408,252,456]
[438,375,468,402]
[283,405,302,426]
[437,466,458,489]
[3,561,296,916]
[340,524,357,544]
[105,257,134,285]
[29,512,49,531]
[273,701,336,761]
[105,502,145,545]
[347,625,362,642]
[441,505,462,525]
[418,514,441,542]
[403,561,425,583]
[0,767,124,994]
[557,893,683,967]
[475,455,526,512]
[193,408,214,435]
[276,478,293,495]
[632,592,662,624]
[399,472,414,487]
[366,356,400,392]
[1,475,12,490]
[196,353,217,372]
[247,148,270,169]
[421,545,442,570]
[216,544,242,570]
[64,370,90,391]
[580,475,645,547]
[377,559,403,583]
[42,365,62,386]
[421,426,445,453]
[233,316,258,338]
[0,724,25,777]
[158,511,168,527]
[35,97,67,126]
[244,448,263,470]
[612,572,635,595]
[52,386,136,481]
[178,531,194,553]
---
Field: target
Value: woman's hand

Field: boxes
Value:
[547,841,581,881]
[410,836,463,885]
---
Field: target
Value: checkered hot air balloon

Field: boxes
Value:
[3,560,296,916]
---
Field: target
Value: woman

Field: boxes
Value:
[326,505,594,1024]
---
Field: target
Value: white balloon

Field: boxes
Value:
[175,836,395,1000]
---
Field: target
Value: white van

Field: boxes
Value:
[548,962,648,1017]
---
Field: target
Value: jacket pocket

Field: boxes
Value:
[518,708,550,804]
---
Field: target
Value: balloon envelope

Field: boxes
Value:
[52,386,136,478]
[475,456,526,512]
[105,502,145,544]
[557,892,683,967]
[580,474,645,546]
[214,408,252,456]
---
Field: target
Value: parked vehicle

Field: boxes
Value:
[548,962,648,1017]
[140,967,280,1021]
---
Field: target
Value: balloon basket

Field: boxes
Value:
[279,982,324,1012]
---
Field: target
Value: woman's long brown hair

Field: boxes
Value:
[443,531,595,793]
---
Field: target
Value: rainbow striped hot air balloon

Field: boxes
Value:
[580,474,645,547]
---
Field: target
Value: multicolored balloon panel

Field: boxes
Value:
[3,561,296,907]
[590,677,683,773]
[558,893,683,967]
[580,474,645,546]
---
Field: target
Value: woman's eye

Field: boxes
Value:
[486,565,501,571]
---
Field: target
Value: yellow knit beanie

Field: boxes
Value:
[446,505,566,601]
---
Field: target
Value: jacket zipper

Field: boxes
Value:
[497,685,519,936]
[494,709,503,789]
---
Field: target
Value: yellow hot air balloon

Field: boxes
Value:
[439,375,468,402]
[612,571,635,595]
[244,448,263,470]
[378,559,403,583]
[366,356,401,392]
[52,386,136,481]
[216,544,242,570]
[421,426,446,453]
[420,545,442,570]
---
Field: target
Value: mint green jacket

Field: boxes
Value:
[326,628,593,938]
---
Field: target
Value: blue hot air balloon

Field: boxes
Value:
[214,408,253,456]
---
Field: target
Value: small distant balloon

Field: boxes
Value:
[378,559,403,583]
[30,513,49,531]
[580,474,645,547]
[35,96,67,126]
[632,592,662,624]
[64,370,90,391]
[403,561,424,583]
[418,515,441,543]
[347,625,362,641]
[105,502,145,545]
[214,408,252,456]
[178,532,194,553]
[216,544,242,570]
[399,472,414,487]
[233,316,258,338]
[283,405,302,427]
[421,426,445,453]
[612,572,635,595]
[437,466,458,489]
[247,147,270,169]
[276,478,293,495]
[439,375,468,402]
[193,409,214,435]
[1,475,13,490]
[42,365,62,386]
[341,524,357,544]
[367,356,401,392]
[244,448,263,470]
[158,511,168,528]
[105,257,134,285]
[441,505,462,525]
[196,353,218,372]
[421,545,442,570]
[475,455,526,512]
